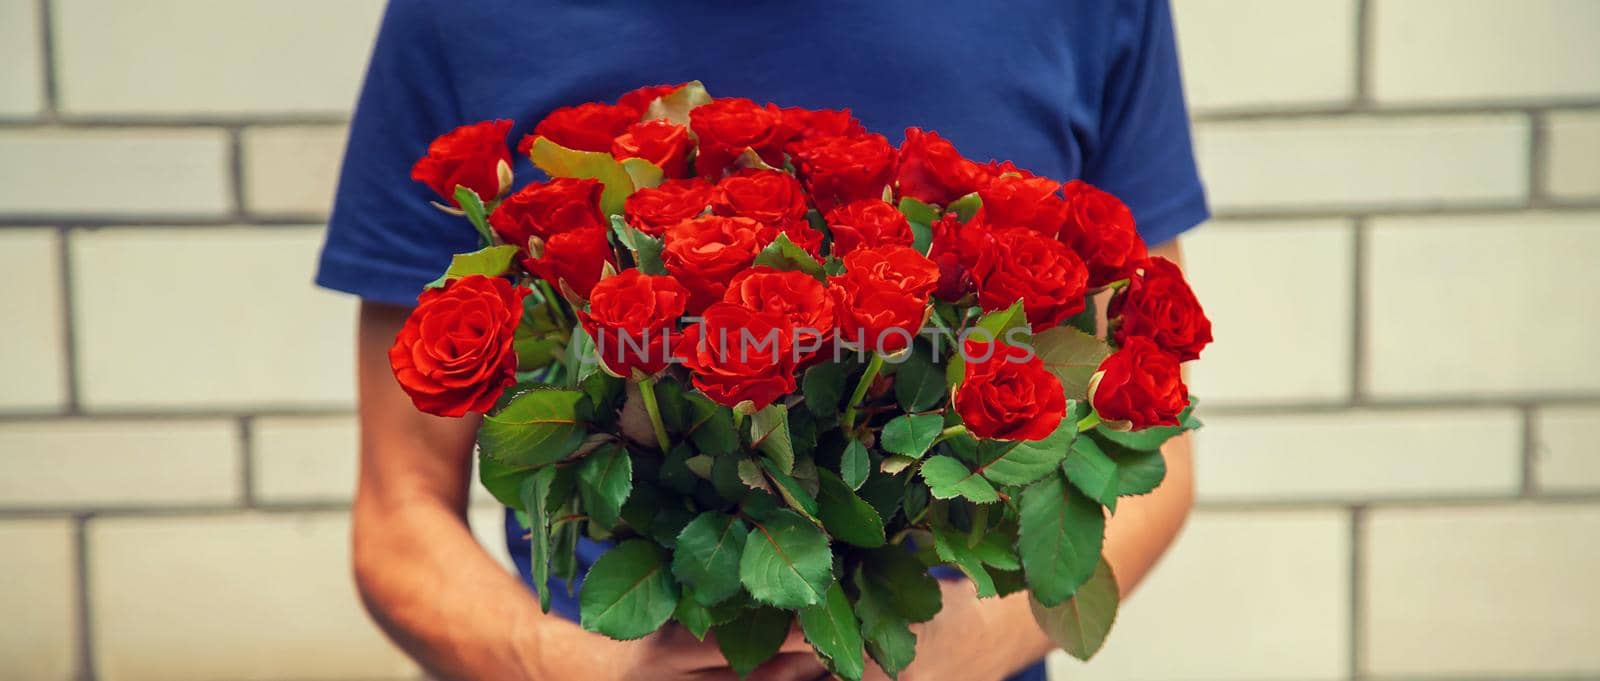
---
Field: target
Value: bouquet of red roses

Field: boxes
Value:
[393,82,1210,679]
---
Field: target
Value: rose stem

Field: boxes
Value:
[933,424,967,445]
[841,352,886,430]
[637,376,672,453]
[1076,412,1102,432]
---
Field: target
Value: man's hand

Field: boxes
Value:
[597,625,827,681]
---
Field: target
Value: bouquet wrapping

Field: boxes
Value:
[393,82,1211,679]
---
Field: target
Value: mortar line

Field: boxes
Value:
[228,125,249,220]
[1521,404,1538,497]
[1527,111,1548,205]
[1349,505,1366,680]
[1349,217,1369,406]
[36,0,58,121]
[239,414,257,508]
[73,513,97,681]
[1353,0,1373,106]
[56,226,82,415]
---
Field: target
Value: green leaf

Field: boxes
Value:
[620,157,665,191]
[672,512,749,606]
[893,344,947,412]
[932,526,996,598]
[430,244,520,287]
[970,524,1021,571]
[946,192,982,222]
[920,455,999,503]
[687,393,740,455]
[752,232,826,279]
[1018,471,1106,607]
[980,417,1075,487]
[674,590,716,640]
[714,606,791,678]
[478,389,587,466]
[1030,559,1119,661]
[1066,434,1168,509]
[577,445,632,530]
[452,186,495,245]
[840,440,871,491]
[1094,400,1202,450]
[578,539,678,639]
[1064,295,1096,335]
[897,196,937,253]
[644,80,712,127]
[880,414,944,459]
[750,403,795,475]
[527,136,636,216]
[607,215,666,275]
[1032,326,1112,399]
[798,583,866,681]
[739,508,834,608]
[759,457,820,522]
[478,453,534,509]
[519,467,558,612]
[802,361,851,417]
[859,547,942,623]
[974,298,1029,343]
[851,568,917,678]
[816,469,886,548]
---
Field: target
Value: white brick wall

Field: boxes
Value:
[0,1,1596,679]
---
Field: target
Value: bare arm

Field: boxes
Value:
[881,241,1197,681]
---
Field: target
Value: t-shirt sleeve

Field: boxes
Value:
[1081,0,1209,247]
[314,0,481,307]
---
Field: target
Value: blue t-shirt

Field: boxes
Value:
[318,1,1206,678]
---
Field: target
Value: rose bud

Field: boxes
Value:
[826,199,915,257]
[519,102,639,154]
[1059,180,1148,288]
[624,178,715,236]
[410,120,513,205]
[954,338,1067,441]
[725,267,837,364]
[791,133,896,213]
[977,173,1068,237]
[661,215,765,312]
[611,119,693,178]
[1089,337,1189,429]
[894,127,984,206]
[524,226,616,300]
[616,83,683,117]
[579,270,689,378]
[689,98,790,179]
[1109,257,1212,362]
[489,177,606,254]
[388,275,527,417]
[971,227,1089,328]
[712,169,809,226]
[677,302,798,410]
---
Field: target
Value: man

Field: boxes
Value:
[317,1,1206,679]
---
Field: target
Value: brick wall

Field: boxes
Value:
[0,1,1595,680]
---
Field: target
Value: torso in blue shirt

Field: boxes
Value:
[318,2,1206,678]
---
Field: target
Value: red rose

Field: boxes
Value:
[791,133,896,212]
[579,270,689,378]
[757,221,826,258]
[489,178,606,256]
[389,275,526,417]
[830,275,929,355]
[978,174,1068,237]
[1109,257,1212,362]
[954,338,1066,441]
[928,213,988,302]
[712,169,809,225]
[826,199,914,257]
[971,228,1088,329]
[689,98,789,179]
[1090,336,1189,429]
[612,120,692,178]
[976,159,1037,180]
[1059,180,1147,288]
[661,215,765,312]
[725,267,837,361]
[624,178,714,236]
[780,107,866,149]
[840,245,940,299]
[410,120,512,205]
[520,102,639,155]
[616,83,683,116]
[895,128,983,206]
[677,302,798,410]
[524,227,616,300]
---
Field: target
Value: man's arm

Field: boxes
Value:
[881,241,1197,681]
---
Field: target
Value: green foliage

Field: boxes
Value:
[477,389,587,466]
[840,440,871,490]
[673,590,716,640]
[1064,433,1168,511]
[1032,326,1112,399]
[1030,559,1119,661]
[859,547,942,623]
[893,344,947,412]
[644,80,712,126]
[576,445,632,530]
[428,244,520,287]
[578,540,679,639]
[608,215,666,275]
[798,583,866,681]
[816,469,886,548]
[752,232,826,279]
[973,298,1029,343]
[932,526,996,598]
[852,567,917,678]
[519,467,558,612]
[980,417,1076,487]
[477,453,534,510]
[739,509,834,608]
[527,136,640,216]
[1094,399,1203,450]
[881,414,944,459]
[920,455,1000,503]
[897,197,938,253]
[760,457,820,522]
[1018,471,1106,607]
[687,393,740,455]
[750,403,795,474]
[672,512,749,607]
[714,606,792,678]
[946,192,982,222]
[802,361,851,417]
[452,186,495,245]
